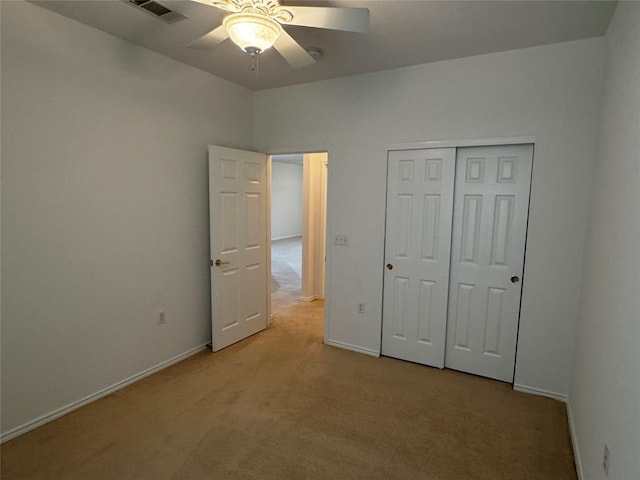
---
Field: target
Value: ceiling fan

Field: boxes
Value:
[186,0,370,68]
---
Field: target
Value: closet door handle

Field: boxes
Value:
[386,263,394,270]
[510,275,520,283]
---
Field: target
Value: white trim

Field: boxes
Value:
[388,136,536,152]
[515,385,583,478]
[325,339,380,357]
[566,399,585,480]
[513,383,568,402]
[323,153,333,345]
[299,295,318,302]
[0,344,208,443]
[264,144,333,156]
[271,234,303,241]
[266,155,272,327]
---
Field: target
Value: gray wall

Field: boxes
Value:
[4,5,638,476]
[569,3,640,479]
[271,161,303,240]
[1,2,253,436]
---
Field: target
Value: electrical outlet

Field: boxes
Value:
[333,234,349,246]
[357,302,365,314]
[158,310,166,325]
[603,444,610,476]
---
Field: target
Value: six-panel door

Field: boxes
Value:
[445,144,533,382]
[209,145,268,352]
[382,144,533,383]
[381,148,456,368]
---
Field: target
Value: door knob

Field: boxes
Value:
[386,263,394,270]
[215,259,229,267]
[510,275,520,283]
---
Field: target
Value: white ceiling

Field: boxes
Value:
[34,0,617,91]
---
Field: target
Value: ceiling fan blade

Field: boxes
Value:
[187,24,229,50]
[285,6,369,33]
[273,30,315,69]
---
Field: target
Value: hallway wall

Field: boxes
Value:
[271,161,303,240]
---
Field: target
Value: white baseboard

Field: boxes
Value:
[325,339,380,357]
[513,386,582,478]
[271,235,302,241]
[0,344,208,443]
[299,295,318,302]
[566,399,584,480]
[513,383,568,402]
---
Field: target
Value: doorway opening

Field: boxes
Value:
[269,152,328,329]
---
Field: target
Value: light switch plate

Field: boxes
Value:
[333,234,349,246]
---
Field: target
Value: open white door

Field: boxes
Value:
[209,145,268,352]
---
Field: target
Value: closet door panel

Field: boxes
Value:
[445,144,533,382]
[381,148,455,368]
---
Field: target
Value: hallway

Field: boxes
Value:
[271,236,302,304]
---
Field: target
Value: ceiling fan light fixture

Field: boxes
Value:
[223,13,282,54]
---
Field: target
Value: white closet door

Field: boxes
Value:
[382,148,456,368]
[445,144,533,382]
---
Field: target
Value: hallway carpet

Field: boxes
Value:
[1,298,576,480]
[271,236,302,302]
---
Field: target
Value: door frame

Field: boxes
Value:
[388,136,536,152]
[383,136,536,380]
[265,144,333,342]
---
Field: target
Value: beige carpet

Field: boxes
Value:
[271,236,302,301]
[1,298,577,480]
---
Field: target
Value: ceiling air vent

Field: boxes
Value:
[126,0,187,24]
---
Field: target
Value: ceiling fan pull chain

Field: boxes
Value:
[250,51,258,77]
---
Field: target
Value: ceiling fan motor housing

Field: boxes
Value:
[223,12,282,53]
[188,0,370,69]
